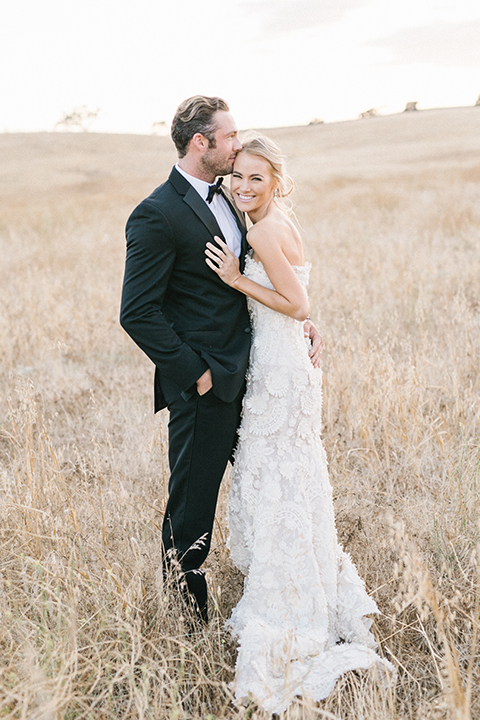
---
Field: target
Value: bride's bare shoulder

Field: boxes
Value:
[247,208,304,265]
[247,210,294,246]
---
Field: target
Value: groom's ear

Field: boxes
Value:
[190,132,208,153]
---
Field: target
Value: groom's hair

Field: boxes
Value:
[171,96,229,158]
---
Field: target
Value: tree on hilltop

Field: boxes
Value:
[152,120,168,135]
[359,108,378,119]
[55,106,100,132]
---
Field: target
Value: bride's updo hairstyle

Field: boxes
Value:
[239,133,294,213]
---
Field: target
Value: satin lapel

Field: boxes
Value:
[169,167,226,242]
[183,186,226,242]
[240,226,250,273]
[169,166,248,263]
[219,187,249,271]
[220,187,245,234]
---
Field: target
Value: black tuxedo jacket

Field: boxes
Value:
[120,167,251,411]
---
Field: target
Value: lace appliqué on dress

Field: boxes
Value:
[227,256,394,714]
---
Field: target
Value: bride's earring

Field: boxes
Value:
[273,188,278,202]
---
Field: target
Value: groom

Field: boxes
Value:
[120,96,321,622]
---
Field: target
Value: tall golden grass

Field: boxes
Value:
[0,107,479,719]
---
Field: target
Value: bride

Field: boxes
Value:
[205,134,393,714]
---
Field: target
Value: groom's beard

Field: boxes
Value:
[201,147,235,178]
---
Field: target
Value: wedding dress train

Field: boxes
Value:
[227,256,393,714]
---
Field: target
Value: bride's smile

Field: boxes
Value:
[231,152,277,220]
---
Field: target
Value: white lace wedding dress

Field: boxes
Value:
[227,256,393,714]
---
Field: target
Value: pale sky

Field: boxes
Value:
[1,0,479,134]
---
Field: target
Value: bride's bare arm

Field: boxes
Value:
[205,232,310,322]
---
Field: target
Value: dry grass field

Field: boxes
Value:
[1,106,480,719]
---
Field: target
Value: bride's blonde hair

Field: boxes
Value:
[239,132,294,213]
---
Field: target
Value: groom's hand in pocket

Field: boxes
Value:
[196,368,213,396]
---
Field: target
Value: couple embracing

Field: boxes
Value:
[120,96,392,714]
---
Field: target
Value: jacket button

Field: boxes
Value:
[244,327,251,333]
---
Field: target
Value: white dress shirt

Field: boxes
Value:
[175,164,242,257]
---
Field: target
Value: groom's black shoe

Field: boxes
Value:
[182,568,208,625]
[162,550,208,628]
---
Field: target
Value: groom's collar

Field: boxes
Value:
[174,164,212,202]
[168,165,192,196]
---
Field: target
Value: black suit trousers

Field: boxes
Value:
[162,385,244,621]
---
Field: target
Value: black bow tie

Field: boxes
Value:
[206,177,224,203]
